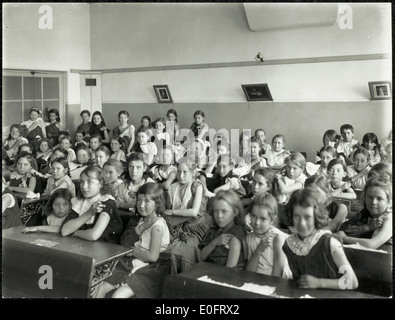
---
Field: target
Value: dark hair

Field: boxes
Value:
[75,130,86,137]
[111,135,128,152]
[29,107,41,115]
[104,159,124,174]
[118,110,130,120]
[272,134,286,145]
[253,167,275,191]
[305,174,330,194]
[254,128,265,136]
[136,183,166,217]
[125,152,147,182]
[340,124,354,134]
[76,146,93,164]
[15,152,36,169]
[51,157,71,178]
[327,158,347,173]
[18,143,34,154]
[361,176,392,212]
[167,109,178,122]
[319,146,337,158]
[52,147,69,159]
[58,131,70,138]
[44,188,73,218]
[48,109,61,122]
[362,133,380,151]
[95,145,111,157]
[153,117,166,130]
[141,116,151,125]
[90,134,102,143]
[322,129,340,145]
[352,147,369,161]
[78,166,111,198]
[250,136,261,145]
[38,138,53,150]
[80,110,91,117]
[287,188,329,229]
[92,111,106,126]
[193,110,205,119]
[7,124,24,140]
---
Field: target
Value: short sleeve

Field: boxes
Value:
[225,177,242,190]
[2,193,15,209]
[61,210,80,228]
[101,199,117,219]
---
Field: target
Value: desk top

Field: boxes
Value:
[163,262,385,299]
[3,226,133,266]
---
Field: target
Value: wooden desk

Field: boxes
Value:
[162,262,385,299]
[2,226,133,298]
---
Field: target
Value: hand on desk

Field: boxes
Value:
[22,226,39,233]
[297,275,321,289]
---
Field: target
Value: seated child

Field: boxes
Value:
[246,193,292,278]
[234,137,267,178]
[199,190,248,268]
[94,146,111,168]
[266,134,291,169]
[103,159,124,197]
[347,148,371,191]
[69,146,94,182]
[367,162,392,183]
[314,129,340,163]
[134,130,157,166]
[36,138,53,169]
[336,124,360,165]
[361,133,381,166]
[283,188,358,290]
[149,146,177,190]
[8,153,37,195]
[42,157,76,198]
[22,188,73,234]
[337,177,392,249]
[89,134,102,155]
[2,175,22,229]
[327,158,356,200]
[110,136,127,163]
[74,130,88,150]
[254,129,271,159]
[61,166,124,243]
[60,136,76,162]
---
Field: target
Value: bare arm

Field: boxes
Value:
[61,207,95,236]
[72,212,111,241]
[277,178,303,195]
[272,235,287,277]
[2,194,13,213]
[8,176,37,194]
[324,203,348,232]
[226,237,241,267]
[23,225,61,234]
[159,171,177,190]
[168,184,203,217]
[132,223,164,263]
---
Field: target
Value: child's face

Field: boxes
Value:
[119,114,129,125]
[194,115,204,125]
[40,141,49,152]
[365,186,391,217]
[167,113,176,122]
[323,135,335,148]
[93,115,102,125]
[52,197,71,218]
[365,140,376,151]
[137,132,148,145]
[111,139,121,152]
[90,138,101,150]
[60,139,71,150]
[155,121,165,133]
[137,194,156,217]
[104,165,120,184]
[81,113,90,123]
[75,133,84,142]
[77,150,90,164]
[141,119,150,127]
[95,151,109,167]
[286,162,303,179]
[329,163,346,183]
[10,127,21,139]
[213,199,236,229]
[353,153,368,172]
[17,157,32,175]
[30,111,39,121]
[252,173,269,196]
[177,163,194,185]
[162,149,174,165]
[320,151,334,168]
[250,205,273,236]
[58,134,66,143]
[80,173,102,199]
[292,205,316,240]
[341,129,353,142]
[128,160,146,182]
[251,142,260,157]
[216,162,233,177]
[256,131,265,142]
[49,113,57,122]
[272,138,284,152]
[52,162,67,180]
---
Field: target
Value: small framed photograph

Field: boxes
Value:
[368,81,392,100]
[153,85,173,103]
[241,83,273,101]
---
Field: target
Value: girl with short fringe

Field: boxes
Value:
[283,188,358,290]
[361,133,381,166]
[8,153,37,194]
[45,108,64,146]
[61,165,123,243]
[167,109,180,143]
[190,110,209,141]
[199,190,248,269]
[327,158,356,200]
[43,157,76,197]
[95,183,172,298]
[112,110,136,155]
[3,124,29,161]
[103,159,125,197]
[165,162,213,273]
[89,111,110,145]
[22,188,74,234]
[246,193,292,278]
[110,135,127,163]
[267,134,291,169]
[347,147,371,190]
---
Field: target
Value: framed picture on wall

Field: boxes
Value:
[241,83,273,101]
[368,81,392,100]
[153,85,173,103]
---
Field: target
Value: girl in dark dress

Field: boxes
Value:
[89,111,110,145]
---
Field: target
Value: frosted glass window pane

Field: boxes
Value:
[23,77,42,100]
[3,102,23,127]
[3,76,22,100]
[43,78,59,99]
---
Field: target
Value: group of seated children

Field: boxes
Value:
[2,106,392,298]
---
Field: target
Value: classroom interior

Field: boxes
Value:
[2,3,393,299]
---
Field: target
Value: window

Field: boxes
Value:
[2,70,65,141]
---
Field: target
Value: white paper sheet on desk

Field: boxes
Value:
[343,243,388,253]
[197,275,288,297]
[30,239,60,248]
